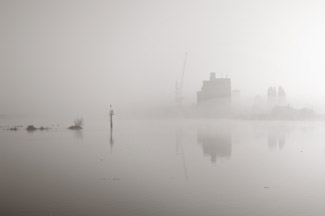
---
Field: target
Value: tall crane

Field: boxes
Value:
[175,52,188,105]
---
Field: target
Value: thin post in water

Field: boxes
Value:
[109,104,114,129]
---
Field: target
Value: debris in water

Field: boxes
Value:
[26,125,51,132]
[68,118,83,130]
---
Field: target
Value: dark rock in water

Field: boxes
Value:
[5,126,19,131]
[39,126,49,131]
[26,125,37,131]
[25,125,51,132]
[68,125,83,130]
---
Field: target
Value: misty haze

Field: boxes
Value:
[1,0,325,215]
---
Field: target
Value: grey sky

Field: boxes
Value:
[1,0,325,115]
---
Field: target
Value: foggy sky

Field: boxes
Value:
[1,0,325,116]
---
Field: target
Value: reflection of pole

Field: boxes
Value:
[176,128,188,182]
[110,114,113,128]
[110,126,114,153]
[109,104,114,153]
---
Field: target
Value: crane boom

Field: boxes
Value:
[176,52,188,105]
[180,51,187,92]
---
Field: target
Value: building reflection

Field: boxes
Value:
[197,127,232,163]
[268,129,286,151]
[109,127,114,153]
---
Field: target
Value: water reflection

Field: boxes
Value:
[109,127,114,153]
[74,129,83,139]
[267,127,286,151]
[197,127,232,163]
[175,127,188,181]
[268,133,285,150]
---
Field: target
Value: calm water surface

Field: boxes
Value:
[1,119,325,216]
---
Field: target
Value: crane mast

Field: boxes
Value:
[176,52,187,105]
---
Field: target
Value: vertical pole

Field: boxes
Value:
[109,104,114,153]
[109,104,114,129]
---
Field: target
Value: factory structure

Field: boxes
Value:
[172,69,300,119]
[197,72,232,116]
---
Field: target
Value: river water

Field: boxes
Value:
[1,119,325,215]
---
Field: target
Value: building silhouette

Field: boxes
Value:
[197,73,231,116]
[267,86,286,107]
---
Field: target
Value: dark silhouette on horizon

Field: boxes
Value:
[197,72,232,117]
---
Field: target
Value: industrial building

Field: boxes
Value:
[197,72,232,116]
